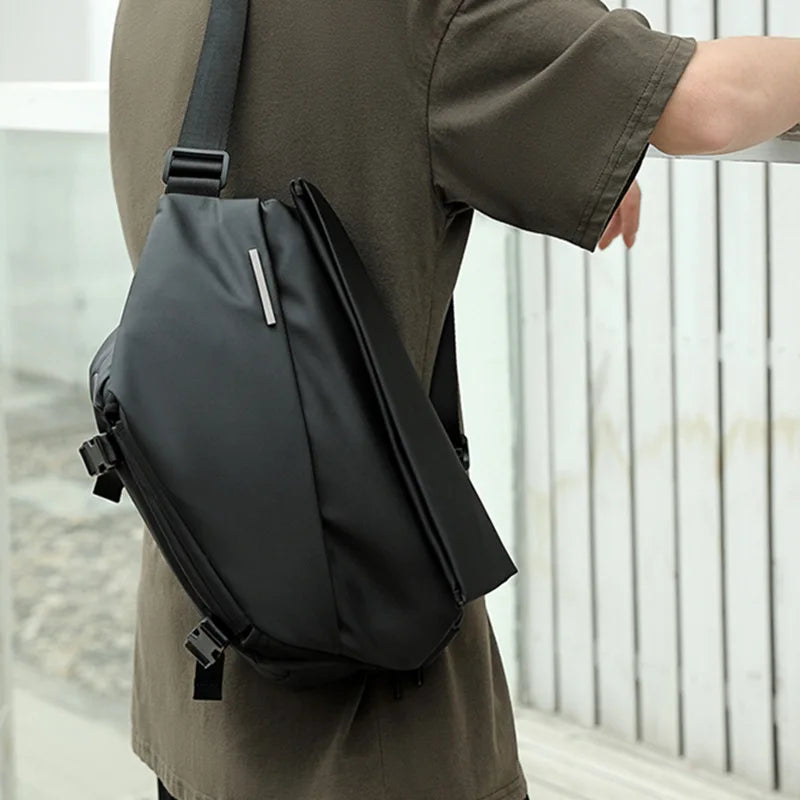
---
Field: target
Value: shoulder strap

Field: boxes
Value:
[164,0,468,466]
[177,0,249,153]
[163,0,249,197]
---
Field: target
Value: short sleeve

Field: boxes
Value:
[428,0,697,250]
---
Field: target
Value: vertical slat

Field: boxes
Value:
[456,214,519,696]
[717,3,774,789]
[0,131,9,370]
[673,159,728,772]
[589,0,637,744]
[588,240,637,741]
[549,238,595,727]
[0,371,13,800]
[628,0,681,750]
[587,0,637,727]
[768,158,800,799]
[518,231,557,712]
[628,150,680,754]
[718,164,774,790]
[0,129,16,800]
[765,6,800,792]
[669,0,728,774]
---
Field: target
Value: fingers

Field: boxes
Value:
[598,212,622,250]
[598,181,642,251]
[621,181,641,248]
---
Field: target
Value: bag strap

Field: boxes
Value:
[176,0,247,153]
[162,0,248,197]
[163,0,468,467]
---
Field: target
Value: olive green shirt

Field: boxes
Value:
[108,1,696,798]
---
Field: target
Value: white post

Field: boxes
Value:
[0,0,93,81]
[0,383,14,800]
[87,0,118,81]
[0,127,15,800]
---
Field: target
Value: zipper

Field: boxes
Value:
[395,455,465,608]
[108,412,464,671]
[423,515,465,607]
[90,329,119,432]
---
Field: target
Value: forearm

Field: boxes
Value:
[652,36,800,156]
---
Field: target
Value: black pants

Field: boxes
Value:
[158,779,530,799]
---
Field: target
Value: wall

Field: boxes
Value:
[2,130,131,386]
[0,0,116,82]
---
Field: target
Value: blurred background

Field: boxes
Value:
[2,1,800,800]
[0,2,151,799]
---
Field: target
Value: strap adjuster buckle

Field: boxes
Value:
[162,147,230,191]
[185,617,229,669]
[79,433,118,477]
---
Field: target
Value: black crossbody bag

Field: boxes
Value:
[79,0,516,699]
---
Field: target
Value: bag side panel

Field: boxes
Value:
[262,198,460,671]
[293,181,518,602]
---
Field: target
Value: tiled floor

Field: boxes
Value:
[6,372,141,702]
[516,709,784,800]
[4,371,146,800]
[13,680,151,800]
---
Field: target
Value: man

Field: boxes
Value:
[108,1,797,798]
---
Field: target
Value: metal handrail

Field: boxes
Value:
[651,123,800,165]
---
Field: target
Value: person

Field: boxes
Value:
[107,0,799,798]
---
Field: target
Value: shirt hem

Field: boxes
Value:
[133,732,529,800]
[134,734,217,800]
[475,773,528,800]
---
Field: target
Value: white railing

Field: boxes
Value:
[512,1,800,796]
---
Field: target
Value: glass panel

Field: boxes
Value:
[0,130,152,800]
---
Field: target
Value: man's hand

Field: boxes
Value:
[598,180,641,250]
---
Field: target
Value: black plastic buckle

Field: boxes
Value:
[162,146,230,190]
[79,433,118,477]
[185,617,229,669]
[455,434,470,472]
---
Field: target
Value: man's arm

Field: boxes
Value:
[652,37,800,155]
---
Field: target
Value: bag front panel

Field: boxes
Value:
[109,194,340,654]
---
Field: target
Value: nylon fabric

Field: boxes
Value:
[109,195,340,653]
[176,0,248,151]
[89,175,514,681]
